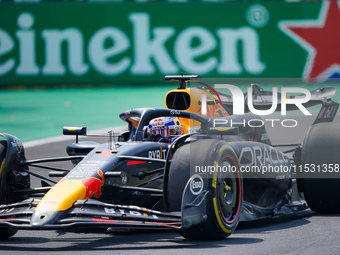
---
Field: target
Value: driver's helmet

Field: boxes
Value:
[148,117,183,137]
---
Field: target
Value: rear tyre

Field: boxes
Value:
[0,141,18,239]
[168,139,243,240]
[299,122,340,213]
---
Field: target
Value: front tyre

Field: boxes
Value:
[0,141,18,239]
[169,139,243,240]
[0,227,17,239]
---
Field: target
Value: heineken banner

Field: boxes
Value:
[0,1,339,85]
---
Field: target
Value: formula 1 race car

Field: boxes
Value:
[1,75,340,240]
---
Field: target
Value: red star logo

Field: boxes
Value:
[279,1,340,82]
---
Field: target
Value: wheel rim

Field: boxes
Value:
[217,156,241,224]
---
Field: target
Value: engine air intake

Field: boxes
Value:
[165,91,191,111]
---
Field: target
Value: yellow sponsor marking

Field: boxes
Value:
[143,207,148,216]
[213,197,232,234]
[215,127,230,132]
[200,88,217,105]
[35,179,86,212]
[0,158,5,179]
[218,144,230,154]
[212,161,218,188]
[224,181,227,198]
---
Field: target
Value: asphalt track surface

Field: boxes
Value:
[1,114,340,254]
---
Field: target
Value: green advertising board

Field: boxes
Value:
[0,1,339,85]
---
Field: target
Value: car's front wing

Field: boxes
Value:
[0,199,181,230]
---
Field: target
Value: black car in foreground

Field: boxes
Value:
[1,75,340,240]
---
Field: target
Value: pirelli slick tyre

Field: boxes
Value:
[167,142,191,211]
[299,122,340,214]
[0,141,18,239]
[168,139,243,240]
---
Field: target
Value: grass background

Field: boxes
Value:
[0,85,173,142]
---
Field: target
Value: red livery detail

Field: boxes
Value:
[82,170,105,199]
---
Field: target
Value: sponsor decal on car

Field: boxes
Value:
[148,148,167,159]
[189,174,204,195]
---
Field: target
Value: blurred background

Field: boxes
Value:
[0,0,339,142]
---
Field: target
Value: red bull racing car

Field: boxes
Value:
[1,75,340,240]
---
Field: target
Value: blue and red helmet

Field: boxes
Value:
[148,117,183,137]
